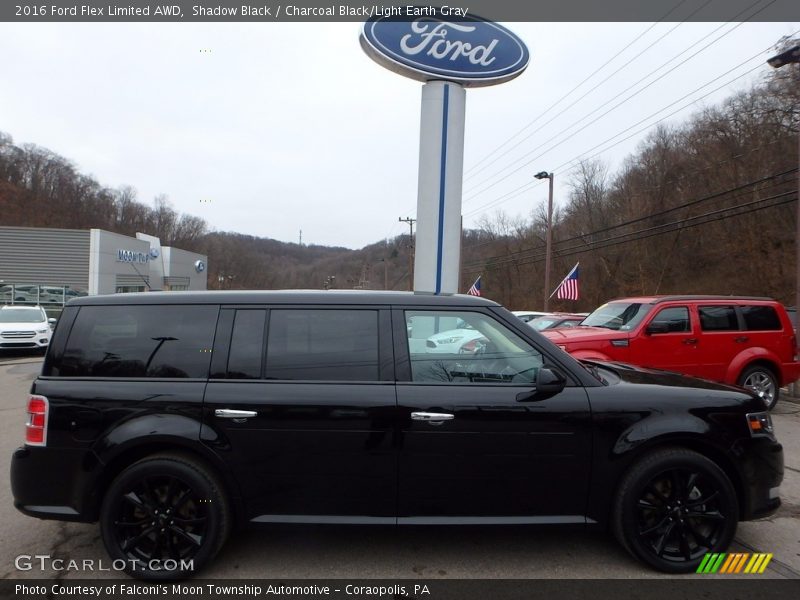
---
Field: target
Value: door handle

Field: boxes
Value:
[411,412,454,424]
[682,338,698,345]
[215,409,257,419]
[735,336,749,343]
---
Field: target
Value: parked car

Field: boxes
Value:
[528,313,586,331]
[11,291,782,579]
[542,295,800,410]
[512,310,551,323]
[0,305,55,352]
[425,322,486,353]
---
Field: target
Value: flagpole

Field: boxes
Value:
[549,262,579,299]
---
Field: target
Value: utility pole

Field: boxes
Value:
[299,229,303,246]
[535,171,555,311]
[767,45,800,370]
[399,217,416,291]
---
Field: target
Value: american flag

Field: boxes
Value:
[467,276,482,296]
[555,263,580,301]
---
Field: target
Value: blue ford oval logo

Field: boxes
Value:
[360,15,529,87]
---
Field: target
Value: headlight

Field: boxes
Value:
[36,329,48,334]
[437,336,463,344]
[746,412,775,438]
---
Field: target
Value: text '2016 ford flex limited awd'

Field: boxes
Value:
[11,291,783,579]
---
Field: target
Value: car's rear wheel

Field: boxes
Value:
[100,453,230,580]
[738,365,779,410]
[613,448,738,573]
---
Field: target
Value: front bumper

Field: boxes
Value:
[735,437,783,521]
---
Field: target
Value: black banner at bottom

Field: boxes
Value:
[2,579,800,600]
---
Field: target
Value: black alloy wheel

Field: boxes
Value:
[613,448,738,573]
[100,454,230,580]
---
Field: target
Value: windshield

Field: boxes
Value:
[0,309,45,323]
[530,317,558,330]
[582,302,652,331]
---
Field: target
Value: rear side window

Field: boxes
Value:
[52,305,218,378]
[740,305,781,331]
[699,306,739,332]
[265,309,379,381]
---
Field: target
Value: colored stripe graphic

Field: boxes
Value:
[434,84,449,295]
[720,553,737,573]
[697,553,773,574]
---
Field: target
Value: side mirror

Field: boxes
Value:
[516,367,567,401]
[48,318,57,325]
[646,322,669,335]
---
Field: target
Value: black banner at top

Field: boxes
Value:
[3,0,800,22]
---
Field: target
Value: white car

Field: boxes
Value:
[425,327,486,353]
[512,310,551,323]
[0,305,55,352]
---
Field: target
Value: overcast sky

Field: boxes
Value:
[0,19,798,248]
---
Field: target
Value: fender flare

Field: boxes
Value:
[724,348,781,385]
[86,413,244,522]
[570,350,613,361]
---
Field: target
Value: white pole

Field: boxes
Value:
[413,81,466,295]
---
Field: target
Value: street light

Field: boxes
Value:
[767,45,800,351]
[535,171,554,311]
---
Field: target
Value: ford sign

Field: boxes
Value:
[360,15,529,87]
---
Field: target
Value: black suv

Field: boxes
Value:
[11,291,783,579]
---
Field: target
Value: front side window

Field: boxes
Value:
[406,310,543,384]
[699,306,739,331]
[54,305,217,378]
[649,307,690,333]
[265,309,379,381]
[582,302,651,331]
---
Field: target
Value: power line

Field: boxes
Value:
[467,174,796,270]
[461,34,794,221]
[463,190,796,276]
[462,0,693,179]
[462,138,791,252]
[461,0,777,207]
[463,169,798,270]
[462,0,712,183]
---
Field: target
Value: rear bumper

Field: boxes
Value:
[780,361,800,386]
[10,446,99,522]
[735,437,783,521]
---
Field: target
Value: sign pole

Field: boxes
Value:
[413,81,466,295]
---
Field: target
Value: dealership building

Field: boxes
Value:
[0,226,208,299]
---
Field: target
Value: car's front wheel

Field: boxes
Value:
[613,448,738,573]
[738,365,779,410]
[100,453,230,580]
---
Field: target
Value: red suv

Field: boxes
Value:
[542,295,800,409]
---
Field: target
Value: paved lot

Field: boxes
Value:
[0,354,798,580]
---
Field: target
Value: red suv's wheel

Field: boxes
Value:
[737,365,779,410]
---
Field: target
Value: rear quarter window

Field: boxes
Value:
[740,305,782,331]
[50,305,218,378]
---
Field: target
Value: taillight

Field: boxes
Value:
[25,395,48,446]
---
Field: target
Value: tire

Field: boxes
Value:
[100,453,230,580]
[737,365,779,410]
[612,447,738,573]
